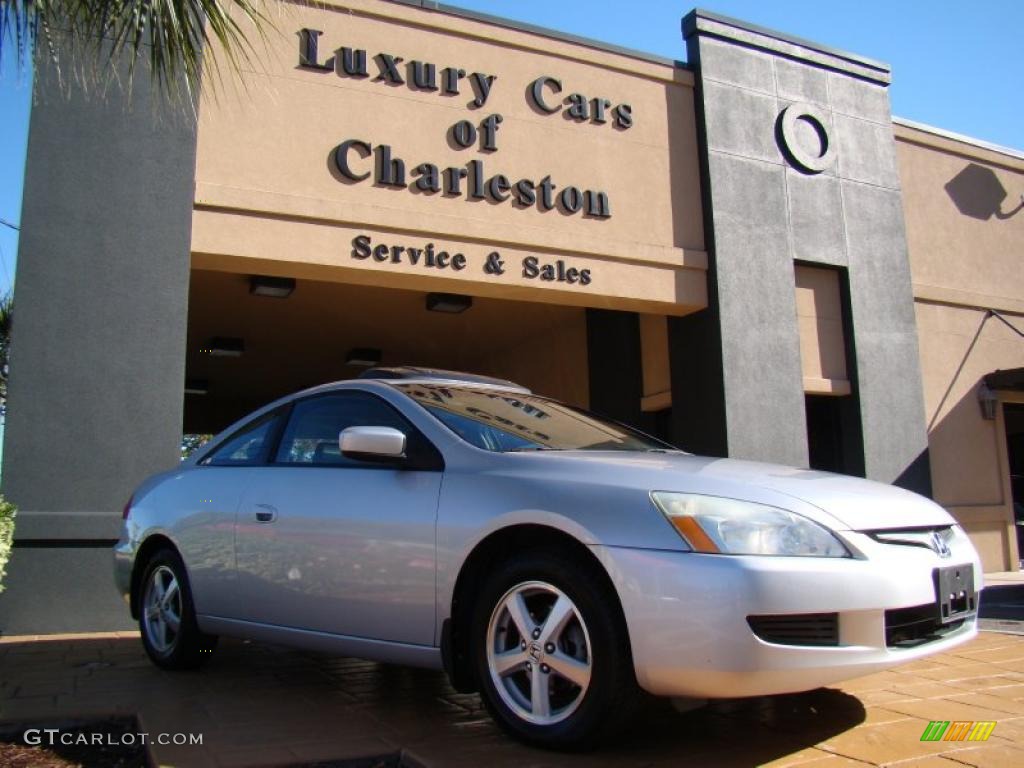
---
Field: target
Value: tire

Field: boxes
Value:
[138,548,217,669]
[471,550,641,750]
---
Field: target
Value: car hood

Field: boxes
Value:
[513,451,954,532]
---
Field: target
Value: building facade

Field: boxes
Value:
[2,0,1021,633]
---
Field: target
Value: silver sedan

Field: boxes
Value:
[114,368,982,749]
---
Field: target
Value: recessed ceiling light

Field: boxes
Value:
[426,293,473,313]
[249,275,296,298]
[207,337,245,357]
[184,378,209,395]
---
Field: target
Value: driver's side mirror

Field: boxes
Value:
[339,426,407,462]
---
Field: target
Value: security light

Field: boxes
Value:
[977,383,998,421]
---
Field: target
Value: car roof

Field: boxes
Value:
[357,366,532,393]
[186,371,531,465]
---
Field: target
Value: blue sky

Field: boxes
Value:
[0,0,1020,298]
[0,42,29,299]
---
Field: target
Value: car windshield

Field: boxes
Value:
[393,383,673,453]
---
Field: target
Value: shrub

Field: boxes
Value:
[0,495,15,594]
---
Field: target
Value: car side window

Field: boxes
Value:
[203,410,282,466]
[275,392,419,467]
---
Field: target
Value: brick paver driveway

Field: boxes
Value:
[1,631,1022,767]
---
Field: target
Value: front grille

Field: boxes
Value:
[748,613,839,647]
[868,526,955,555]
[885,603,964,648]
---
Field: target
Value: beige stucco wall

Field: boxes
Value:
[639,314,671,411]
[795,266,850,396]
[897,122,1024,571]
[191,0,706,316]
[475,315,590,409]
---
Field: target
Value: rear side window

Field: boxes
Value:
[203,410,282,466]
[275,392,425,467]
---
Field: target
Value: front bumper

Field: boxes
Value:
[594,532,982,699]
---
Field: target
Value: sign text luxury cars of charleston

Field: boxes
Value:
[299,28,637,289]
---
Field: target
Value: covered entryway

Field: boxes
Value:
[183,269,594,436]
[182,263,687,450]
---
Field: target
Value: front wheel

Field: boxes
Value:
[472,551,640,749]
[138,548,217,669]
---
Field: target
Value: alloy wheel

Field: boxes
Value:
[486,580,593,726]
[143,564,182,654]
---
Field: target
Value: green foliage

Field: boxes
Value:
[0,494,15,594]
[181,433,213,460]
[0,0,272,101]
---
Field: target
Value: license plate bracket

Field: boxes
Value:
[934,564,976,624]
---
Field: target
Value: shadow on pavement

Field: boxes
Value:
[979,584,1024,621]
[605,688,867,766]
[0,635,869,767]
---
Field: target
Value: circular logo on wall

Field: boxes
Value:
[777,102,835,174]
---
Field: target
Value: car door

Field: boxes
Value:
[232,389,443,646]
[182,406,289,619]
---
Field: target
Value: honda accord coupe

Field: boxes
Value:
[114,367,982,748]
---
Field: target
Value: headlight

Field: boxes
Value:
[650,492,850,557]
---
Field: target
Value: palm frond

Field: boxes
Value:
[0,0,274,102]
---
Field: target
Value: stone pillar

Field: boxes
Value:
[0,59,197,632]
[679,10,930,492]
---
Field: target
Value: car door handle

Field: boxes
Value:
[254,504,278,523]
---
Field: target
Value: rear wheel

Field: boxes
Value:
[472,551,640,749]
[138,548,217,669]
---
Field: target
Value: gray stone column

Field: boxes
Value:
[679,10,930,492]
[0,59,197,632]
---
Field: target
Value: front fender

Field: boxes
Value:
[434,469,682,637]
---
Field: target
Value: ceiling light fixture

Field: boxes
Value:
[426,292,473,313]
[207,337,245,357]
[249,275,296,298]
[184,378,209,395]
